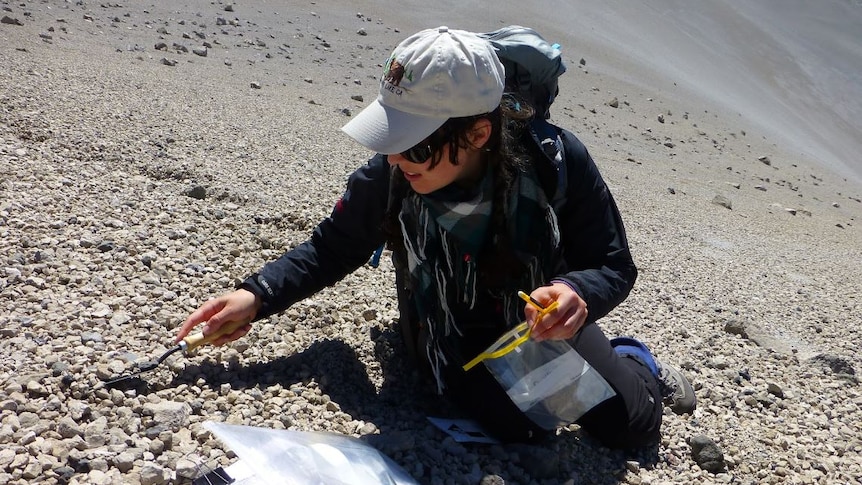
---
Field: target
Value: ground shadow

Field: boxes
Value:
[166,325,660,484]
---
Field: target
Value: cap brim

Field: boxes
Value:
[341,99,448,155]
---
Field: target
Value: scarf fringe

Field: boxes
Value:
[401,167,559,394]
[424,325,449,394]
[545,204,561,246]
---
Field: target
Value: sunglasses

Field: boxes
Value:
[400,140,435,164]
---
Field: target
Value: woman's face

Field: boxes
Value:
[387,119,491,195]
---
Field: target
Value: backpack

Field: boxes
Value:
[479,25,566,121]
[369,26,569,268]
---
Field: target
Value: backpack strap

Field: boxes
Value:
[369,241,385,267]
[370,163,408,268]
[528,118,568,212]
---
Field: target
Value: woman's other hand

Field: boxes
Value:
[525,282,588,341]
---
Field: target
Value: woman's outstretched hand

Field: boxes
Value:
[175,289,260,346]
[525,282,588,341]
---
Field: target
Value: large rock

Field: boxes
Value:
[143,401,192,431]
[84,417,108,447]
[690,435,726,473]
[140,462,169,485]
[57,417,83,439]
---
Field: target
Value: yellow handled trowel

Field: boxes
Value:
[101,319,249,388]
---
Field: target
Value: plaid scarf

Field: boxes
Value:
[398,165,560,392]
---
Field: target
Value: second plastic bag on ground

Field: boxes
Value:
[203,421,418,485]
[480,323,616,430]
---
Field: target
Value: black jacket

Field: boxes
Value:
[241,128,637,326]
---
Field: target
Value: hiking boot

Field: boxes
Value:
[656,360,696,414]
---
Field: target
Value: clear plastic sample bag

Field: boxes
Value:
[203,421,419,485]
[464,322,616,430]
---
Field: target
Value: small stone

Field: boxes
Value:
[1,16,24,26]
[184,185,207,199]
[480,475,505,485]
[26,380,47,396]
[54,466,75,482]
[113,452,135,473]
[250,82,262,89]
[758,155,771,165]
[10,452,28,470]
[357,28,367,36]
[140,462,168,485]
[358,422,377,435]
[607,97,619,108]
[69,400,92,421]
[690,435,725,473]
[724,319,748,338]
[109,312,131,326]
[161,58,178,67]
[81,331,103,344]
[85,417,109,447]
[57,417,83,439]
[96,241,116,252]
[766,382,784,398]
[192,47,207,57]
[712,195,732,210]
[361,309,377,321]
[143,401,192,431]
[23,460,41,479]
[19,430,37,445]
[810,353,856,377]
[176,457,200,479]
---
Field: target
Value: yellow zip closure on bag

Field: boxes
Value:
[462,292,559,371]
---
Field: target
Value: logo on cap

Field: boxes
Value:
[381,56,413,96]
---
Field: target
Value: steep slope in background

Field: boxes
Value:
[368,0,862,181]
[544,0,861,181]
[556,0,862,181]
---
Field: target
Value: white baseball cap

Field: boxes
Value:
[341,26,505,155]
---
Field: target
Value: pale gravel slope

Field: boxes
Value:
[1,1,861,484]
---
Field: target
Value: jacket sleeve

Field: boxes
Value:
[552,130,637,323]
[240,154,391,320]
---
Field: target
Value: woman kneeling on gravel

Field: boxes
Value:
[176,26,695,447]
